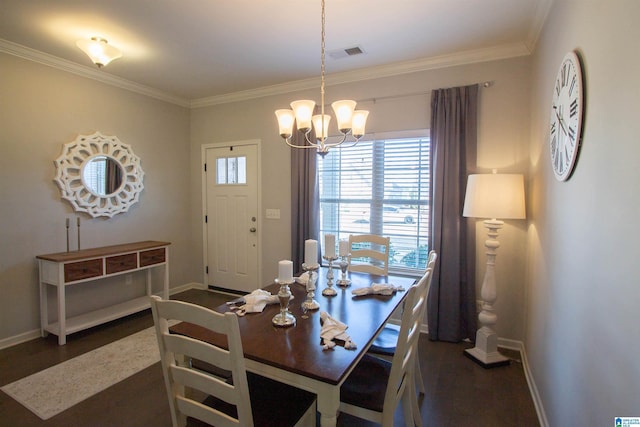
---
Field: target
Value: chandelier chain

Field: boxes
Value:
[320,0,326,125]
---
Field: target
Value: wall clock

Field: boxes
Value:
[549,50,584,181]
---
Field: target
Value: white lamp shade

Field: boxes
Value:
[76,38,122,67]
[351,110,369,138]
[291,100,316,132]
[312,114,331,140]
[331,100,356,133]
[275,109,295,138]
[463,174,526,220]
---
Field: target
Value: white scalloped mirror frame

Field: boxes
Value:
[54,132,144,218]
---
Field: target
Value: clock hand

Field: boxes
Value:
[553,105,568,135]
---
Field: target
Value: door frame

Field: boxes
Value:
[201,139,262,290]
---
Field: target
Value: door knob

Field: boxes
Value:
[249,227,257,232]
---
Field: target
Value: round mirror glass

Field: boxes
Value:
[82,155,124,196]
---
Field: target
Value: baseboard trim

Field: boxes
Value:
[498,338,549,427]
[0,282,205,351]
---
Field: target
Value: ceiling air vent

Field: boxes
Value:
[328,46,365,60]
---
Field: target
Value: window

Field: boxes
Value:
[318,130,431,275]
[216,156,246,184]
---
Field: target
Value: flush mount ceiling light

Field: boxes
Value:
[275,0,369,157]
[76,37,122,68]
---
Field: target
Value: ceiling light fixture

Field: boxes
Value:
[76,37,122,68]
[275,0,369,157]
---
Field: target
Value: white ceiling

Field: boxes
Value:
[0,0,550,106]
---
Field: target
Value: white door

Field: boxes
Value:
[204,142,259,293]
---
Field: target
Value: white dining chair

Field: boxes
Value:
[339,266,433,427]
[150,296,317,427]
[348,234,391,276]
[368,251,437,395]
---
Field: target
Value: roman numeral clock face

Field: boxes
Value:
[549,51,584,181]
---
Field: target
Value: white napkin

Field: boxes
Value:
[295,272,310,286]
[232,289,293,315]
[351,283,405,296]
[319,311,357,350]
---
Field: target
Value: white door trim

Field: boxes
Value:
[201,139,262,290]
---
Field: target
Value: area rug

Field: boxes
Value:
[1,322,175,420]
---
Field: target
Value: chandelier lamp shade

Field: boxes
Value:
[462,172,526,368]
[275,0,369,156]
[76,37,122,68]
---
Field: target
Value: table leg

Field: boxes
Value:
[164,247,170,299]
[317,384,340,427]
[38,261,48,338]
[57,283,66,345]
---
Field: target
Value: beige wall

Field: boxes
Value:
[190,56,531,340]
[0,54,193,341]
[527,0,640,424]
[1,49,531,346]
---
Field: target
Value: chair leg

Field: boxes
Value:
[415,356,425,395]
[402,381,423,427]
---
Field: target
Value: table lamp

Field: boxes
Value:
[462,172,525,367]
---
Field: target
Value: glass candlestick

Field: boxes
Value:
[301,263,320,311]
[337,254,351,287]
[272,279,296,327]
[322,256,338,296]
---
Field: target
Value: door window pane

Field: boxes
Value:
[216,156,247,185]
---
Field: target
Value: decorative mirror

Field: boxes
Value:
[54,131,144,218]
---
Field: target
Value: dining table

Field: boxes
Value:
[170,267,416,427]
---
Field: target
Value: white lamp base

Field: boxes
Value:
[464,326,510,368]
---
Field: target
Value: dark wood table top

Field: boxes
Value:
[170,269,416,385]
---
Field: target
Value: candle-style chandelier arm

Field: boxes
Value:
[274,0,368,156]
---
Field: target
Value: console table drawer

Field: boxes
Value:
[64,259,103,282]
[140,248,165,266]
[106,253,137,274]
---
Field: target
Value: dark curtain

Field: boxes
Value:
[427,84,478,342]
[105,158,122,194]
[290,131,320,272]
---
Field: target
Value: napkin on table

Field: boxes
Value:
[295,272,310,286]
[232,289,293,315]
[351,283,405,297]
[319,311,357,350]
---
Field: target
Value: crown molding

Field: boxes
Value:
[191,42,531,108]
[0,39,190,107]
[2,38,530,110]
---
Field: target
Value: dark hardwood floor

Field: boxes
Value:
[0,289,539,426]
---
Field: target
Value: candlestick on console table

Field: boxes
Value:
[66,218,70,252]
[76,217,81,251]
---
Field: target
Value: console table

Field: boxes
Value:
[37,240,170,345]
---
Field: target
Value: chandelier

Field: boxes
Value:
[275,0,369,157]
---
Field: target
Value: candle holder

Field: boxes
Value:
[272,279,296,327]
[322,256,338,296]
[337,254,351,287]
[301,263,320,311]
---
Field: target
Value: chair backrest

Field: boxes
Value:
[427,249,437,269]
[348,234,391,275]
[381,266,434,425]
[150,295,254,427]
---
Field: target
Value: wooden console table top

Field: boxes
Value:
[36,240,171,263]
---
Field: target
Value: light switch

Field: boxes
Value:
[266,208,280,219]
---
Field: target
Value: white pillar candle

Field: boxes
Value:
[324,234,336,258]
[339,239,349,257]
[278,260,293,283]
[305,239,318,266]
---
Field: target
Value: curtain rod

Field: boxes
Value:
[356,81,494,104]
